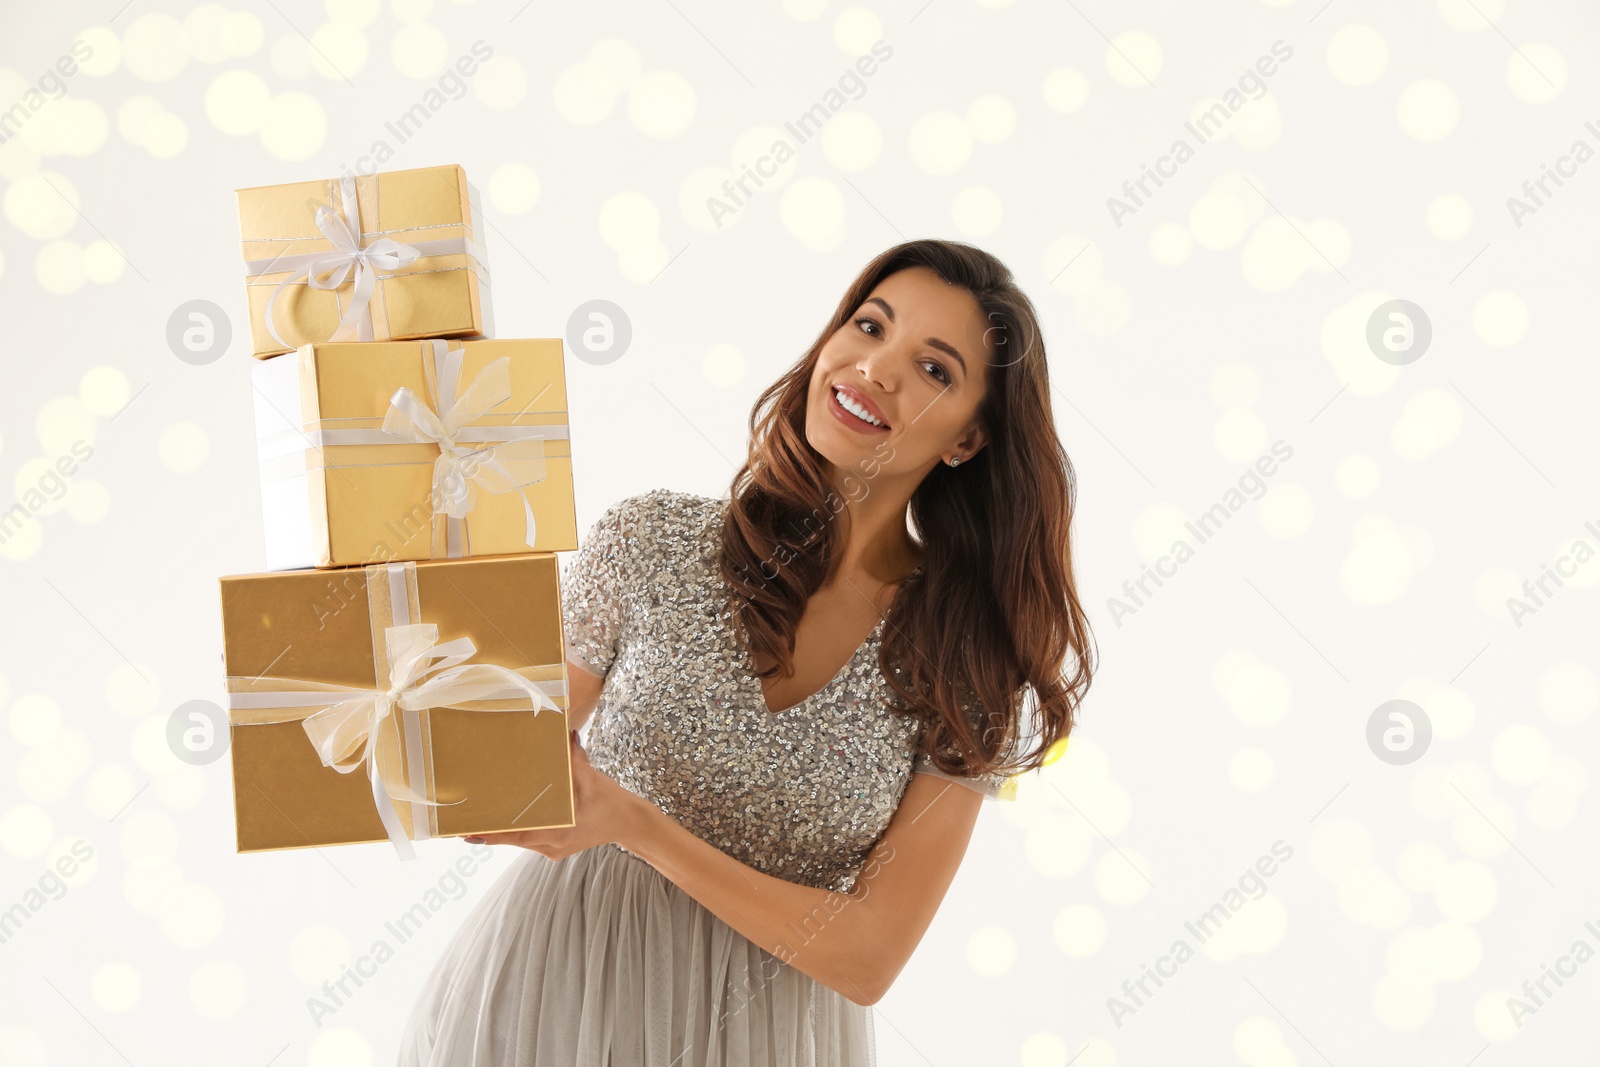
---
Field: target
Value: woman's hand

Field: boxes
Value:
[459,730,644,859]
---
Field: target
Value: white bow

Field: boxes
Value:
[298,622,561,860]
[262,176,423,351]
[379,346,548,551]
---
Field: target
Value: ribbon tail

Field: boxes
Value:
[361,691,466,864]
[478,666,562,717]
[328,260,377,342]
[262,268,313,351]
[519,489,538,549]
[370,747,418,862]
[355,723,417,862]
[461,445,544,548]
[474,439,548,492]
[406,663,565,718]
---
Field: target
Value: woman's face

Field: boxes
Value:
[807,266,991,483]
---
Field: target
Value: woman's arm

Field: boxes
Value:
[618,772,984,1006]
[492,660,986,1004]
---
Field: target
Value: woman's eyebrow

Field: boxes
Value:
[862,296,969,376]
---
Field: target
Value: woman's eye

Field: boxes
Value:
[852,318,947,383]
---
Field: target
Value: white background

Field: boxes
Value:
[0,0,1597,1064]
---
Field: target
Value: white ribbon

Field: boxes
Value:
[253,340,564,559]
[316,623,560,860]
[227,628,563,862]
[380,340,548,555]
[244,176,490,351]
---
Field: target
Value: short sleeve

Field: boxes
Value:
[559,497,639,678]
[912,753,1016,801]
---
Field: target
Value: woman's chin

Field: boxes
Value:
[807,429,863,467]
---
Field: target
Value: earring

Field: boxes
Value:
[947,456,961,467]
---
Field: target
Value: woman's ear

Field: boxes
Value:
[957,422,988,459]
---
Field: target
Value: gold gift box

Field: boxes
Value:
[253,338,577,569]
[220,555,575,854]
[237,164,493,359]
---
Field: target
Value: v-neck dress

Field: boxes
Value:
[395,489,1010,1067]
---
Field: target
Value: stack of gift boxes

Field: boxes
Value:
[217,163,581,860]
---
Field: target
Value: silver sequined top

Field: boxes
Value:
[559,488,1008,894]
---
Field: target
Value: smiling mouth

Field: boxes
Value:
[828,385,890,433]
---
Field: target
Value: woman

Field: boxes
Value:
[396,239,1095,1065]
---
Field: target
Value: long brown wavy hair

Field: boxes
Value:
[717,239,1095,781]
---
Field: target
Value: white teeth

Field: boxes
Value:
[833,386,884,427]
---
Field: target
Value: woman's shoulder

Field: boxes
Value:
[604,487,726,527]
[596,488,728,563]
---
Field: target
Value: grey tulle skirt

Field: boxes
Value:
[395,841,876,1066]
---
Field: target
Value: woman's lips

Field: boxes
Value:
[827,386,890,434]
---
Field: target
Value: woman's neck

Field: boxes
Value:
[828,484,921,586]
